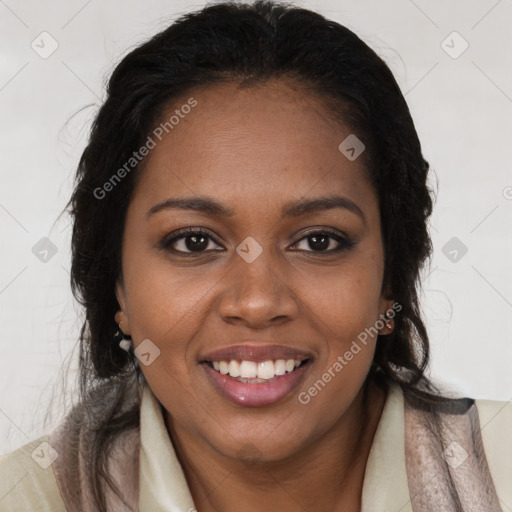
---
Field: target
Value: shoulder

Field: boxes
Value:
[474,396,512,505]
[0,434,67,511]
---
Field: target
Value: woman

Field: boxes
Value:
[0,1,510,511]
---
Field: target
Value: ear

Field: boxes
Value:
[378,280,394,312]
[380,275,393,300]
[378,297,395,318]
[115,278,126,311]
[377,280,397,335]
[115,278,131,335]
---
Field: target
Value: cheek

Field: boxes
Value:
[122,266,209,403]
[122,234,218,335]
[302,260,384,340]
[296,253,383,393]
[121,252,229,394]
[298,279,380,420]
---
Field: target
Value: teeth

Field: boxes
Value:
[210,358,304,380]
[228,360,240,377]
[257,360,274,380]
[274,359,286,375]
[240,361,257,378]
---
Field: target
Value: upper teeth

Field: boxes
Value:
[212,359,302,380]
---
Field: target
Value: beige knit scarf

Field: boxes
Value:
[49,381,502,511]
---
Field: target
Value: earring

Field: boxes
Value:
[119,337,132,352]
[116,322,133,352]
[384,317,394,332]
[115,319,140,370]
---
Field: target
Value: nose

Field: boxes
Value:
[217,247,299,329]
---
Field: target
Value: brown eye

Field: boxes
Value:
[160,228,223,254]
[292,229,355,253]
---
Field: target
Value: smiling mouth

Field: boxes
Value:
[203,358,311,383]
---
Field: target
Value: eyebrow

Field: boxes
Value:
[147,195,366,224]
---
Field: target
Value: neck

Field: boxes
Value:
[165,379,387,512]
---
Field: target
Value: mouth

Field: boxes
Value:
[199,344,314,407]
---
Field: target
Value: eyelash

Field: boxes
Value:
[160,227,355,255]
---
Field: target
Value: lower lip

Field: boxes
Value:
[202,363,310,407]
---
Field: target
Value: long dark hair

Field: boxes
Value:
[60,0,438,508]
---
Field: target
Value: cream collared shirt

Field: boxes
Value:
[1,382,511,511]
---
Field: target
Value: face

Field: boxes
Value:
[116,79,394,462]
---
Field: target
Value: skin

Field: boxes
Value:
[116,78,394,512]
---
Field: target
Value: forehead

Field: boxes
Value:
[133,79,377,220]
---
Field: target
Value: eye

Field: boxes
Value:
[291,229,355,253]
[160,228,224,254]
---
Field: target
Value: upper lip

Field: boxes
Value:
[199,343,314,363]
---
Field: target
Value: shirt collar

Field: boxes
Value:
[139,384,196,511]
[361,381,412,512]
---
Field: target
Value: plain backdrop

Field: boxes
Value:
[1,0,511,454]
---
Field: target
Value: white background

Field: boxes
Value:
[1,0,511,454]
